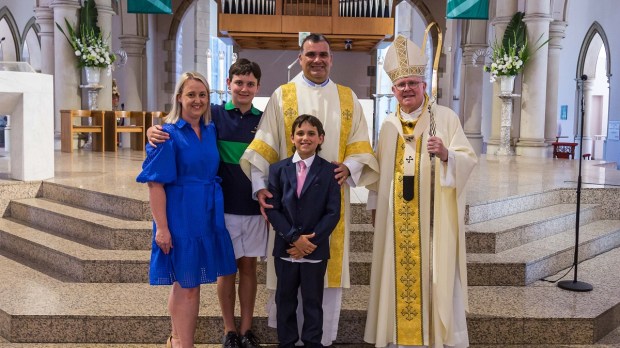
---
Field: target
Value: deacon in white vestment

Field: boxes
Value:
[364,35,477,348]
[240,33,379,346]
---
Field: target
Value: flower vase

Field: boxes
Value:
[499,75,516,95]
[84,67,101,85]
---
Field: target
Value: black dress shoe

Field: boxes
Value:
[223,331,242,348]
[240,329,262,348]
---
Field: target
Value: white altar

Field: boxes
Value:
[0,62,54,181]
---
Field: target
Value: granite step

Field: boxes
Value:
[8,198,152,250]
[38,182,151,221]
[350,223,374,253]
[466,189,562,225]
[0,215,372,285]
[467,220,620,286]
[466,203,600,253]
[0,217,149,283]
[1,245,619,345]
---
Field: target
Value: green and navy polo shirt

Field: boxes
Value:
[212,101,262,215]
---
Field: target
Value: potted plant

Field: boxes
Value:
[56,0,115,85]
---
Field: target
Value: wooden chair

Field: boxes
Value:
[103,111,146,151]
[60,109,105,153]
[144,111,167,144]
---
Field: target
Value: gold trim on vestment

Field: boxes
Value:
[281,82,354,288]
[393,131,424,345]
[344,141,374,157]
[325,84,354,287]
[246,139,279,165]
[282,82,298,158]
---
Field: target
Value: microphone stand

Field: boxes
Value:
[558,75,593,292]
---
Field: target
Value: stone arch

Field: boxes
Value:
[164,0,195,94]
[0,6,21,60]
[577,21,611,80]
[21,16,41,70]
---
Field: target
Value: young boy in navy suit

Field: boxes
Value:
[265,114,342,348]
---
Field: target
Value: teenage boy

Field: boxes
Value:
[265,115,341,348]
[147,58,266,348]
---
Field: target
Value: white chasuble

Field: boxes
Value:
[240,75,379,289]
[364,103,477,348]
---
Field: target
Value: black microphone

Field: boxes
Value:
[581,74,588,81]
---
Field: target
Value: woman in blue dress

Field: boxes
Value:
[137,71,237,348]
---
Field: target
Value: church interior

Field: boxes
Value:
[0,0,619,346]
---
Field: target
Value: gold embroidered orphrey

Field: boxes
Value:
[393,130,424,345]
[281,82,355,288]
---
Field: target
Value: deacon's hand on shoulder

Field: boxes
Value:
[332,162,350,185]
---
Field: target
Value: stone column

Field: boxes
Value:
[487,0,518,155]
[517,0,552,157]
[50,0,81,142]
[461,20,487,155]
[34,6,55,76]
[579,78,594,155]
[544,21,567,147]
[119,35,148,112]
[94,0,115,111]
[195,0,212,80]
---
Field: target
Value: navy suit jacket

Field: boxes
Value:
[265,155,341,260]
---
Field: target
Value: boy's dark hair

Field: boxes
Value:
[291,114,325,153]
[228,58,262,84]
[300,33,331,54]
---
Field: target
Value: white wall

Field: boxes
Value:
[557,0,620,165]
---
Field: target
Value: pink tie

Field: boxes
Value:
[297,161,307,197]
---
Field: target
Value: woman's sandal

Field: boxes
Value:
[166,334,178,348]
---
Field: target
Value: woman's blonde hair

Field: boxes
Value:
[165,71,211,125]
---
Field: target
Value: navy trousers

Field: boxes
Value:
[274,257,327,348]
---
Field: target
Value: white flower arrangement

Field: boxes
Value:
[483,41,526,83]
[57,19,116,70]
[472,11,548,83]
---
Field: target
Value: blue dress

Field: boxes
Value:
[136,119,237,288]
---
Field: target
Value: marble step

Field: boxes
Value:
[466,203,599,253]
[1,245,619,345]
[350,223,374,253]
[0,217,149,283]
[38,182,151,221]
[466,189,562,225]
[467,220,620,286]
[0,216,372,284]
[8,197,152,250]
[350,203,371,224]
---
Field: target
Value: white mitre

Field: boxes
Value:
[383,34,428,83]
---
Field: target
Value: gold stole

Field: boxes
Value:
[393,108,424,345]
[282,82,354,288]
